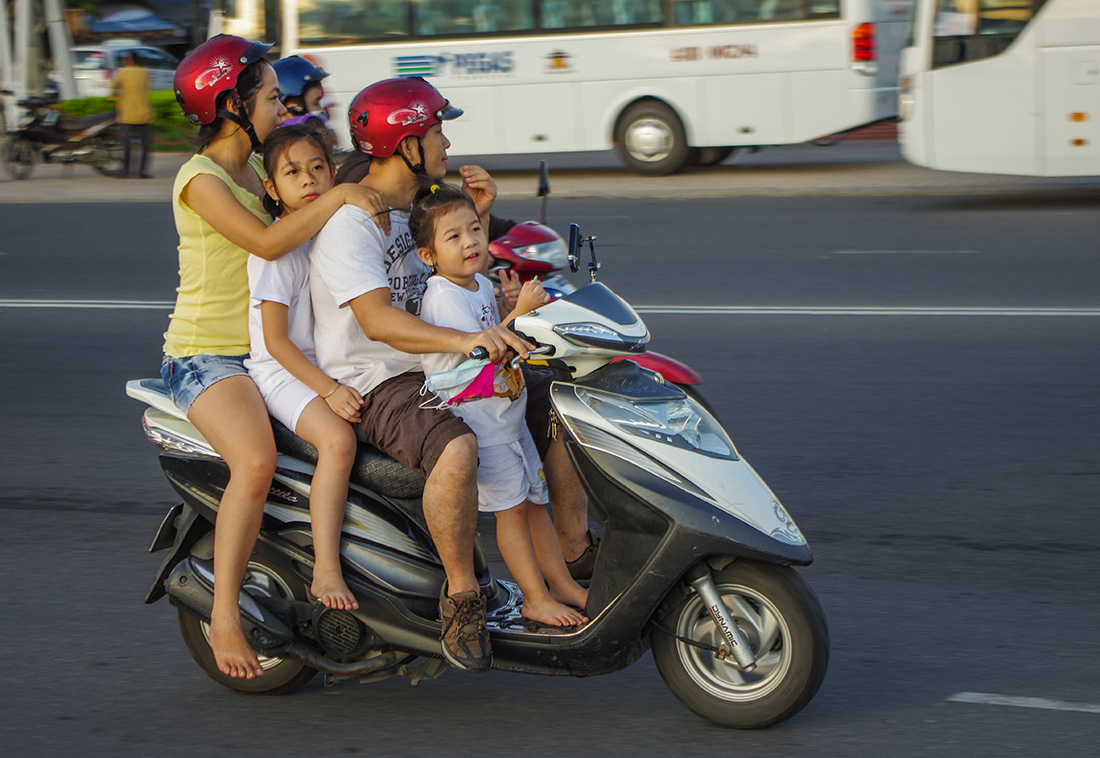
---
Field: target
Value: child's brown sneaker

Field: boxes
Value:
[439,583,492,673]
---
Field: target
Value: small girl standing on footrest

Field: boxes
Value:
[413,183,588,627]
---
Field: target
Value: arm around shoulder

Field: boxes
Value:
[181,178,392,261]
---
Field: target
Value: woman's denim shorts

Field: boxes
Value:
[161,353,250,415]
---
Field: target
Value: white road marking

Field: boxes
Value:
[634,306,1100,317]
[0,299,173,309]
[948,692,1100,715]
[2,301,1099,318]
[832,250,980,255]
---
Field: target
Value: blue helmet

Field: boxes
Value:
[272,55,329,101]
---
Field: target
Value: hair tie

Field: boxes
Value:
[430,184,440,194]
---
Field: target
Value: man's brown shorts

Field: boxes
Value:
[353,372,472,477]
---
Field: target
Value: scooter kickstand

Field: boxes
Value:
[686,564,758,672]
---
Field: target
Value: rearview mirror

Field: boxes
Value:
[567,223,581,273]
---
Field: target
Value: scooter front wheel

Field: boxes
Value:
[3,139,36,180]
[652,560,829,728]
[177,539,318,695]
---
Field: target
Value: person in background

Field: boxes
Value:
[111,50,153,178]
[273,55,329,120]
[272,55,337,148]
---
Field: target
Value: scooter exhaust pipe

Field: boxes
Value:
[165,557,402,677]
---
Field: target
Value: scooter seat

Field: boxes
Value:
[126,377,427,500]
[57,112,113,132]
[270,418,425,500]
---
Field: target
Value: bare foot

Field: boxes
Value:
[311,571,359,611]
[521,597,589,627]
[209,614,264,679]
[550,580,588,613]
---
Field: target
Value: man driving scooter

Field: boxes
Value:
[332,107,599,583]
[307,78,533,673]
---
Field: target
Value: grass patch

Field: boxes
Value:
[58,91,196,153]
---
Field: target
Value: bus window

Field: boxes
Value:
[298,0,410,44]
[932,0,1050,68]
[416,0,534,35]
[671,0,840,26]
[538,0,661,29]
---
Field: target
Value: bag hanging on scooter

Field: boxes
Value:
[420,358,497,408]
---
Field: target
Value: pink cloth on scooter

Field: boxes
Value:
[448,362,498,406]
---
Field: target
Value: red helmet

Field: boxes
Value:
[347,78,462,157]
[174,35,273,126]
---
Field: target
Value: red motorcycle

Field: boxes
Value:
[489,161,707,400]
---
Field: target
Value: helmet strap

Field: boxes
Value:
[216,89,264,153]
[397,137,427,176]
[283,97,306,116]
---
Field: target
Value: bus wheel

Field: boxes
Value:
[615,101,690,176]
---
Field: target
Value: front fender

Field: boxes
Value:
[616,353,703,386]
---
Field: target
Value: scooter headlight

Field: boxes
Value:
[554,323,647,353]
[575,388,737,460]
[516,239,568,269]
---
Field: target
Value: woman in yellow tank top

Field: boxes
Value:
[164,35,389,681]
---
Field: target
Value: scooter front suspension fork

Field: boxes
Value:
[687,563,758,671]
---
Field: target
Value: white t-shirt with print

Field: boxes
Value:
[309,206,430,394]
[420,274,526,445]
[244,241,316,395]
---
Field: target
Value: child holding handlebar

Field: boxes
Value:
[413,183,588,628]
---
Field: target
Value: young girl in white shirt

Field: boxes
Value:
[413,184,588,627]
[246,124,362,610]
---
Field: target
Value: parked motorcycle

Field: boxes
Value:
[1,90,125,180]
[489,162,707,399]
[128,222,828,727]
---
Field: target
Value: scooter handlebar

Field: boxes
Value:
[466,345,554,361]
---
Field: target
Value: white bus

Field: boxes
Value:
[898,0,1100,176]
[218,0,912,174]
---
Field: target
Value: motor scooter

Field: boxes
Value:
[127,224,828,728]
[1,89,125,180]
[489,161,707,399]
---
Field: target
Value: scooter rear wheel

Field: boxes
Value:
[652,560,829,728]
[3,139,36,180]
[177,541,318,694]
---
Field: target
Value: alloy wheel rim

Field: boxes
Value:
[625,118,674,162]
[674,582,793,702]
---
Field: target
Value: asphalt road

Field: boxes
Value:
[1,195,1099,757]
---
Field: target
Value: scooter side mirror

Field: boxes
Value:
[537,160,550,198]
[567,223,581,273]
[537,160,550,225]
